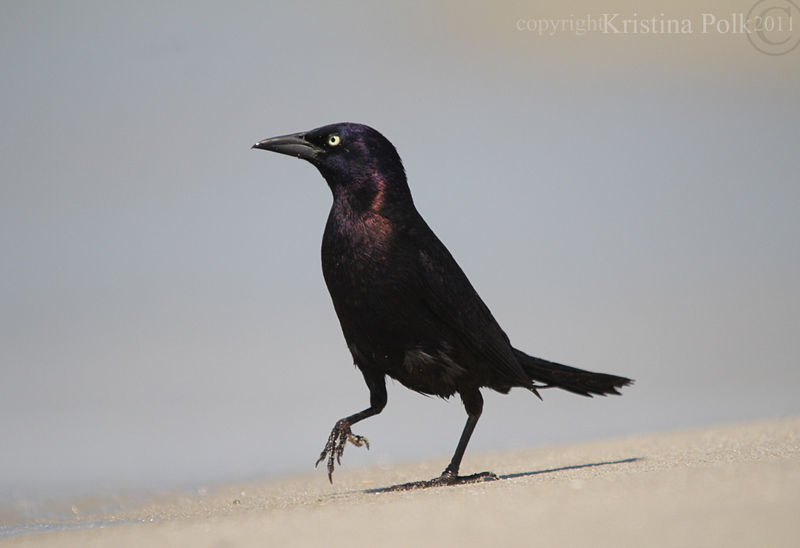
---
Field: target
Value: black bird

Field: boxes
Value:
[252,123,632,486]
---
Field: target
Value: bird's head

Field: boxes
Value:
[253,123,412,211]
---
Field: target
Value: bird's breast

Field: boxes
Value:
[321,210,415,335]
[322,212,395,277]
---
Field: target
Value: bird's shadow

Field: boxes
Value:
[363,457,641,494]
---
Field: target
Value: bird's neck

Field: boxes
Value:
[328,172,414,222]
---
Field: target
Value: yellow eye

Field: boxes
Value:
[327,134,341,147]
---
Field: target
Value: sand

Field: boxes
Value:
[2,417,799,547]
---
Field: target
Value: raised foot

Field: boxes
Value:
[315,418,369,483]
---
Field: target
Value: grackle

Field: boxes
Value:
[252,123,632,486]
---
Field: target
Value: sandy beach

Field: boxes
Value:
[3,417,799,547]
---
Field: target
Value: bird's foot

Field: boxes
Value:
[427,468,498,487]
[377,469,498,492]
[315,418,369,482]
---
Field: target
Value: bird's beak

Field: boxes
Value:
[251,131,320,161]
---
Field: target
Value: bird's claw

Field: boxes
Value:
[315,418,370,482]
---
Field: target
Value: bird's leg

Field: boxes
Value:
[431,389,497,486]
[315,370,386,483]
[378,390,497,491]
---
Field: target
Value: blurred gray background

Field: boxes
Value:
[2,1,798,506]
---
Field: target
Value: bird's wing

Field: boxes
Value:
[403,222,533,389]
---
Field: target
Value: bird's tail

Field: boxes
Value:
[513,348,632,397]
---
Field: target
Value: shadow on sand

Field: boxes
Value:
[364,457,641,494]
